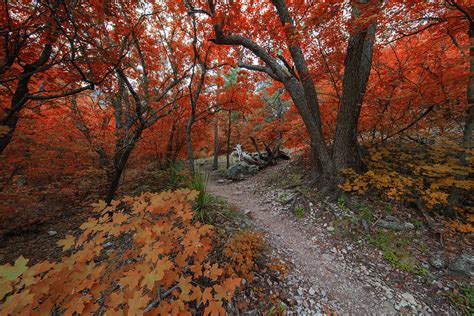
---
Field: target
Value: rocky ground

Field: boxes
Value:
[207,160,472,315]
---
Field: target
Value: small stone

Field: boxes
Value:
[103,242,113,248]
[244,209,252,215]
[297,287,304,296]
[233,191,243,195]
[326,226,335,233]
[309,287,316,295]
[403,222,415,230]
[429,254,445,269]
[217,179,225,184]
[401,293,416,306]
[48,230,57,236]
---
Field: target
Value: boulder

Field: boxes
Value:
[449,254,474,276]
[225,161,259,180]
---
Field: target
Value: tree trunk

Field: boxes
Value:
[0,44,53,154]
[333,0,378,172]
[105,125,143,204]
[212,111,219,170]
[271,0,337,181]
[186,112,195,175]
[226,110,232,169]
[166,119,176,164]
[447,21,474,215]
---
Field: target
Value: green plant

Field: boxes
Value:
[168,161,186,189]
[410,219,424,228]
[268,302,287,316]
[337,196,350,214]
[189,171,211,221]
[446,284,473,315]
[370,231,426,275]
[277,192,290,204]
[356,204,374,223]
[294,206,305,218]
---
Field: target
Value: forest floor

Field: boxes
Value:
[0,155,471,314]
[205,159,467,315]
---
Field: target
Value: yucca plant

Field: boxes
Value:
[168,161,186,190]
[189,171,211,222]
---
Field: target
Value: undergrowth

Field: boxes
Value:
[445,284,473,315]
[340,137,473,227]
[370,231,428,275]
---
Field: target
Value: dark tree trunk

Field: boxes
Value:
[270,0,338,180]
[447,21,474,215]
[186,112,195,175]
[333,1,378,172]
[166,119,176,164]
[105,125,143,204]
[226,110,232,169]
[0,44,53,154]
[212,111,219,170]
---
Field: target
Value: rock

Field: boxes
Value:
[326,226,335,233]
[308,287,316,295]
[449,254,474,276]
[429,254,446,269]
[217,179,225,184]
[401,292,417,306]
[376,217,415,231]
[233,191,243,195]
[48,230,57,236]
[103,242,113,248]
[404,222,415,230]
[297,287,304,296]
[225,161,259,180]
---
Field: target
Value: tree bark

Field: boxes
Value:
[226,110,232,169]
[0,44,53,154]
[447,20,474,215]
[212,111,219,170]
[166,119,176,165]
[186,111,195,175]
[333,0,379,172]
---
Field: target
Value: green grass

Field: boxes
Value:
[355,203,374,223]
[370,231,427,275]
[294,206,305,218]
[446,284,473,315]
[410,219,424,228]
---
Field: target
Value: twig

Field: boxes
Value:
[143,285,178,312]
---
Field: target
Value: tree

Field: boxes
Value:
[197,0,382,186]
[333,0,381,171]
[0,0,125,154]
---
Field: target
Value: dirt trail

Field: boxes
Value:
[208,162,431,315]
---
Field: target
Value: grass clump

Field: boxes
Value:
[168,161,187,189]
[294,206,305,218]
[188,171,211,222]
[370,231,427,275]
